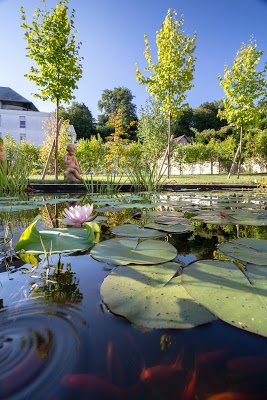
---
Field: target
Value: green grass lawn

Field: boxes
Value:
[29,172,267,185]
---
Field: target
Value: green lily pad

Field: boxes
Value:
[91,238,177,265]
[15,215,98,254]
[182,259,267,338]
[95,206,123,212]
[144,222,195,234]
[153,217,191,225]
[100,262,215,329]
[218,238,267,265]
[147,211,184,217]
[226,211,267,226]
[0,204,39,212]
[111,224,166,238]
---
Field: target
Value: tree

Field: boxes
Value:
[192,100,227,132]
[20,0,83,179]
[137,98,168,163]
[97,87,138,137]
[218,37,267,178]
[59,102,95,140]
[135,8,197,177]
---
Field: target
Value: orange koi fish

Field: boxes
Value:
[61,373,139,399]
[197,349,225,364]
[227,355,267,376]
[207,391,265,400]
[106,341,125,385]
[181,363,197,400]
[140,351,183,383]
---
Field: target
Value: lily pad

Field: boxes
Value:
[91,238,177,265]
[100,262,215,329]
[0,204,39,212]
[144,222,195,234]
[111,224,166,238]
[182,259,267,338]
[15,215,98,254]
[153,217,191,225]
[218,238,267,265]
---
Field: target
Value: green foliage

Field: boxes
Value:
[135,8,197,119]
[193,100,227,132]
[38,116,72,174]
[76,135,105,174]
[123,141,167,192]
[59,102,95,140]
[20,0,83,104]
[218,37,267,129]
[0,135,40,194]
[97,87,137,133]
[137,98,168,160]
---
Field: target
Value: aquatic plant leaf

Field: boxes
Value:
[153,217,191,225]
[91,238,177,265]
[144,222,195,234]
[100,263,215,329]
[18,252,41,266]
[15,215,97,254]
[218,238,267,265]
[182,259,267,338]
[146,211,184,218]
[225,211,267,226]
[116,203,156,209]
[0,204,39,212]
[111,224,166,238]
[95,206,123,212]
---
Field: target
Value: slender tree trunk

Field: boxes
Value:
[227,143,241,179]
[237,126,243,179]
[55,99,60,179]
[167,112,172,178]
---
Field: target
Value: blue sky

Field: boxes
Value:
[1,0,267,120]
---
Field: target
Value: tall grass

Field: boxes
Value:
[0,158,31,195]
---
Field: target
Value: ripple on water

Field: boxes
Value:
[0,300,88,400]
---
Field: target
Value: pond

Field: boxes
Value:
[1,190,267,400]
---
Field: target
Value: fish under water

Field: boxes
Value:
[226,355,267,376]
[206,391,266,400]
[140,350,183,383]
[61,373,140,400]
[181,363,197,400]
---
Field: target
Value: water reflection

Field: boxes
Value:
[1,191,267,399]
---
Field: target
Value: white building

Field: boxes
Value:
[0,87,52,145]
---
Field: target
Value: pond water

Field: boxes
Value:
[1,190,267,400]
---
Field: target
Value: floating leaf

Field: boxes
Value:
[100,262,215,329]
[0,204,39,212]
[144,222,195,234]
[153,217,191,225]
[111,224,166,238]
[182,259,267,338]
[15,215,98,254]
[218,238,267,265]
[91,238,177,265]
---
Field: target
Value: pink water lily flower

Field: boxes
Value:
[59,204,97,227]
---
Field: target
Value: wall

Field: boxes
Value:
[0,109,51,145]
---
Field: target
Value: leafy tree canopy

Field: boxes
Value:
[59,102,95,140]
[97,87,137,129]
[218,37,267,129]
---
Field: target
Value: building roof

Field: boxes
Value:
[173,135,191,144]
[0,87,38,111]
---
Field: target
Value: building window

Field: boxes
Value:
[20,133,26,142]
[19,116,26,128]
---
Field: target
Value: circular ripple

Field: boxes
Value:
[0,301,88,400]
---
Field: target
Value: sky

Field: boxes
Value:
[1,0,267,120]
